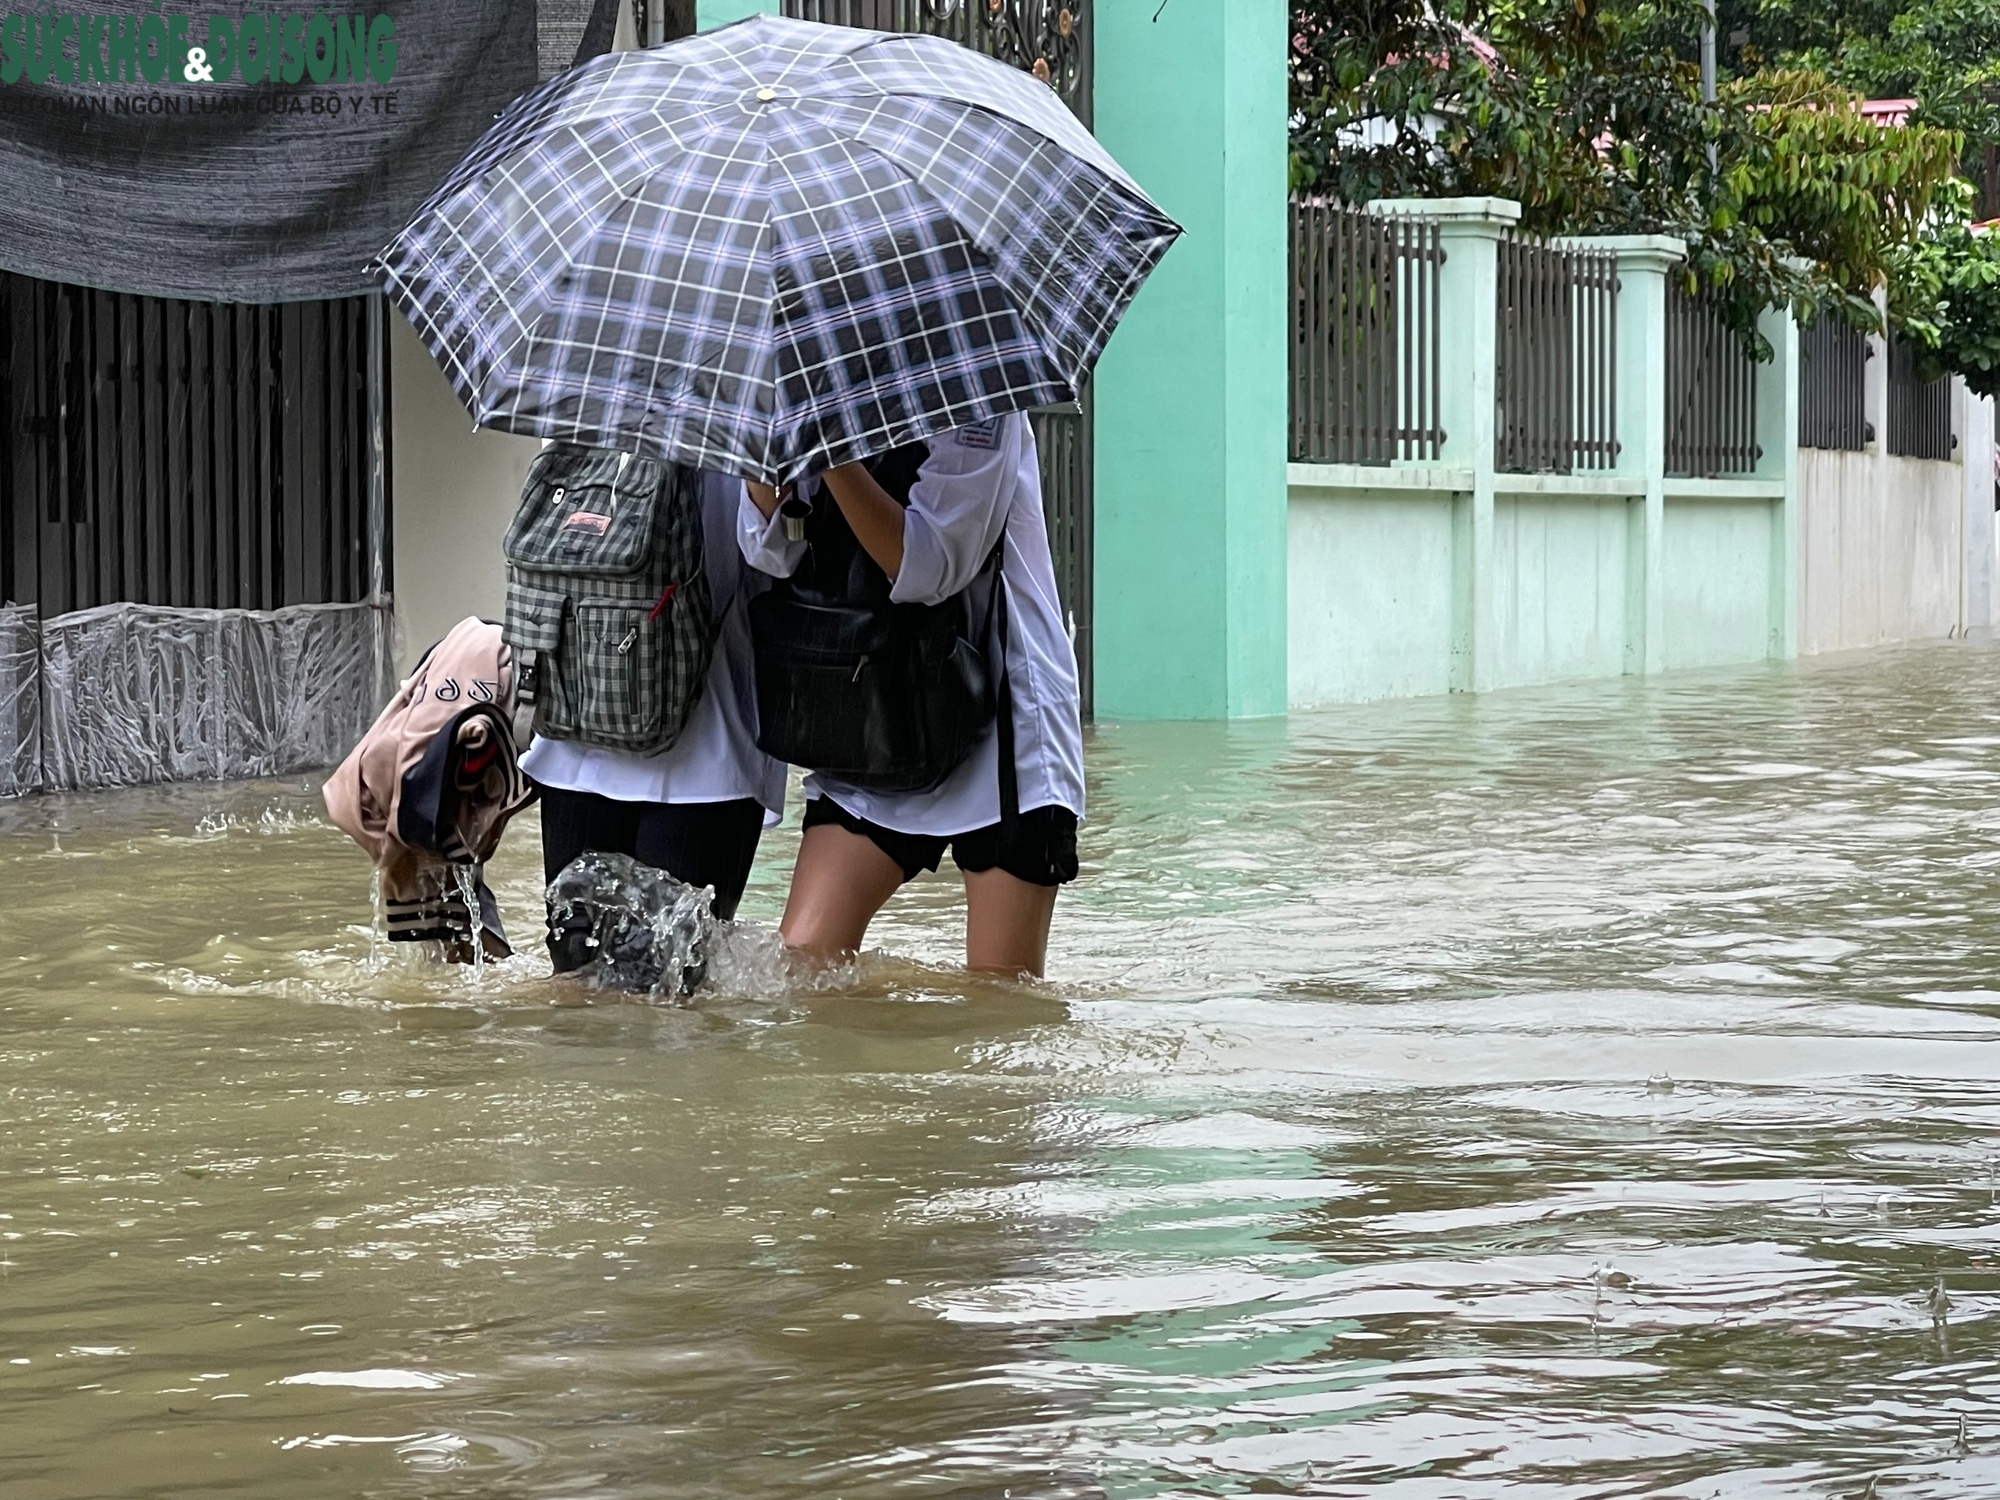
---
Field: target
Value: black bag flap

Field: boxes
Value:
[749,591,903,664]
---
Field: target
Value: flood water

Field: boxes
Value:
[7,641,2000,1498]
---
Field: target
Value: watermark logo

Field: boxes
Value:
[0,11,398,88]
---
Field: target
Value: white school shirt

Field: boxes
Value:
[522,470,787,820]
[737,412,1085,837]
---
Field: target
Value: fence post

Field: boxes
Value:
[1370,197,1517,690]
[1961,387,1996,635]
[1756,298,1800,659]
[1562,235,1682,675]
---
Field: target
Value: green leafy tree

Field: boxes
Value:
[1718,0,2000,214]
[1291,0,1965,343]
[1891,225,2000,397]
[1721,69,1965,296]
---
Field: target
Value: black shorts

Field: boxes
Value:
[802,797,1079,888]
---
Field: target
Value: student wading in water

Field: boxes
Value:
[510,461,785,968]
[742,413,1085,977]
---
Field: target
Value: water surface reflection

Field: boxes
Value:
[5,643,2000,1496]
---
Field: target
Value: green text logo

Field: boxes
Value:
[0,12,397,86]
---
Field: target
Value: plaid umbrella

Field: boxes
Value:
[374,13,1180,485]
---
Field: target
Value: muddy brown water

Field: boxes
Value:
[6,642,2000,1498]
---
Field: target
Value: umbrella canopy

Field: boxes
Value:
[375,13,1180,485]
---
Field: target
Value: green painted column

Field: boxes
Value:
[696,0,775,28]
[1089,0,1290,719]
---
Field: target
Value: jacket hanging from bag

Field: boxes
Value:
[322,617,536,963]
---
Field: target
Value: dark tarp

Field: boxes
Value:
[0,0,618,303]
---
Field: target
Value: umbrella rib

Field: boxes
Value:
[376,255,486,419]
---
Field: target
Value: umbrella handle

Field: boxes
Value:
[779,487,812,544]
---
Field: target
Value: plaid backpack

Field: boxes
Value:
[502,446,715,755]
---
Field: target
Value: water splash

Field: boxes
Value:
[546,851,717,1003]
[449,863,486,982]
[367,867,385,973]
[192,803,322,839]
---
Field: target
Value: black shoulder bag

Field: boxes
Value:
[748,442,1011,802]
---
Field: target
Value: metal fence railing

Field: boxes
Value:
[1030,400,1090,705]
[782,0,1091,124]
[1665,282,1761,477]
[1798,316,1869,451]
[1494,237,1619,473]
[1288,201,1446,465]
[1888,332,1955,461]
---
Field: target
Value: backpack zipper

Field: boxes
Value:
[616,626,638,655]
[850,653,869,683]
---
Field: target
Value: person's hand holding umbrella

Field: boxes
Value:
[747,460,906,577]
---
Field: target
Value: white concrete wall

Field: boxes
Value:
[1286,468,1788,709]
[1796,447,1962,654]
[1287,478,1463,705]
[388,312,540,674]
[1488,490,1635,686]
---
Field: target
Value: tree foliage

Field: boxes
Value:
[1722,69,1966,296]
[1891,225,2000,398]
[1722,0,2000,200]
[1291,0,1968,345]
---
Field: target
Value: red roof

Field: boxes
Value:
[1860,98,1916,126]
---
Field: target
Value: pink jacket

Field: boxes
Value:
[324,617,533,959]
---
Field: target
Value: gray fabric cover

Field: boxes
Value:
[12,600,390,792]
[0,0,617,302]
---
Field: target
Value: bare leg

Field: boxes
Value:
[963,867,1058,977]
[779,822,906,961]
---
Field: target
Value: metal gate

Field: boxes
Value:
[0,273,392,792]
[1,274,389,615]
[778,0,1095,714]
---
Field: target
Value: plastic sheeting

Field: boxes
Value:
[25,600,391,793]
[0,603,39,798]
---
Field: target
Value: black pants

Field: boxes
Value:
[538,787,765,969]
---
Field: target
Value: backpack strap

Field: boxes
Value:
[977,535,1018,836]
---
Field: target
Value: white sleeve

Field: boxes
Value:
[889,415,1023,606]
[737,480,806,578]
